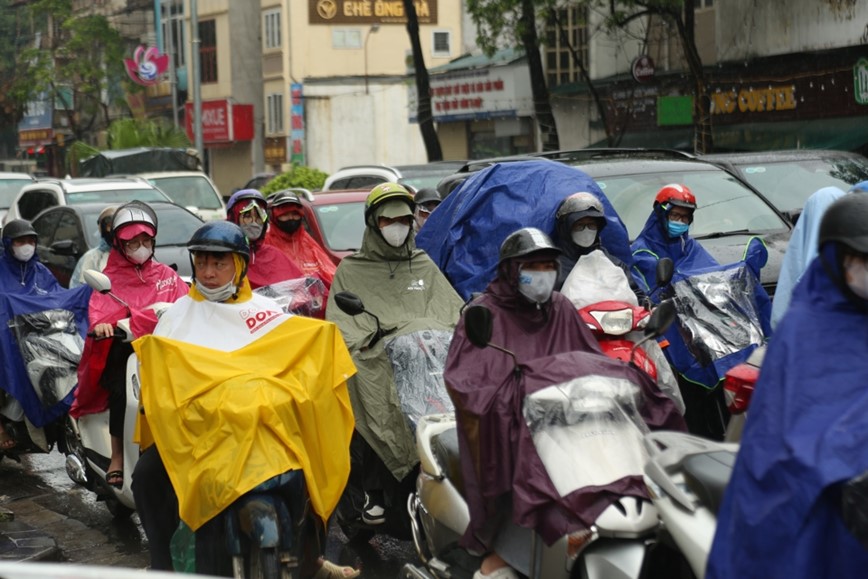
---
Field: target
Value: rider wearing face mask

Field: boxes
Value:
[554,192,646,304]
[708,193,868,578]
[0,219,61,293]
[225,189,303,289]
[70,205,118,288]
[444,227,607,579]
[630,183,718,301]
[326,182,463,526]
[71,201,188,490]
[131,221,358,577]
[262,191,336,289]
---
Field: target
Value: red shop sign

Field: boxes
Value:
[185,99,254,144]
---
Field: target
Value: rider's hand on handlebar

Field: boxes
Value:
[93,323,114,339]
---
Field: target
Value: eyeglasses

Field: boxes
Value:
[572,223,599,232]
[668,212,692,224]
[122,237,154,251]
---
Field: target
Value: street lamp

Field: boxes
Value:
[364,24,380,95]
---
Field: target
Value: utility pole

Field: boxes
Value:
[190,0,203,161]
[163,0,179,128]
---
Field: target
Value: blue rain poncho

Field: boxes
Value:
[707,243,868,578]
[416,160,632,300]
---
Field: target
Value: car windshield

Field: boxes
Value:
[592,169,788,240]
[727,158,868,214]
[313,201,366,252]
[0,179,33,208]
[398,163,467,192]
[81,204,202,248]
[147,176,222,209]
[67,188,169,205]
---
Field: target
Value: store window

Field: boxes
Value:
[264,9,281,50]
[544,6,589,88]
[199,20,217,84]
[267,93,284,134]
[432,31,451,58]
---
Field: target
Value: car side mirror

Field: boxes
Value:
[334,291,366,317]
[464,305,493,348]
[656,257,674,287]
[50,238,78,256]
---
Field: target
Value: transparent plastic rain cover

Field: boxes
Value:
[253,276,327,318]
[523,374,649,497]
[670,265,765,366]
[8,308,83,409]
[384,328,454,431]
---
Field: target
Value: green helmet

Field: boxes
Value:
[365,182,415,226]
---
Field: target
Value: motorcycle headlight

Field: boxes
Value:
[588,309,633,336]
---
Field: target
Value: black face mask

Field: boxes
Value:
[100,227,113,247]
[276,219,302,234]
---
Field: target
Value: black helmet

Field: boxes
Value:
[818,194,868,254]
[556,192,607,230]
[187,221,251,263]
[267,190,304,210]
[2,219,37,240]
[498,227,561,264]
[414,188,441,206]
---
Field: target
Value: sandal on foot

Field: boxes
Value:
[0,432,15,451]
[105,470,123,489]
[312,559,361,579]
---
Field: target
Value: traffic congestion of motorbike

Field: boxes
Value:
[2,160,866,579]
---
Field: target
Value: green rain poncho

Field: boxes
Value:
[326,219,463,480]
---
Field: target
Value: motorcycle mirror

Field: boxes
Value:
[334,291,366,316]
[656,257,674,287]
[83,269,112,294]
[644,300,677,338]
[464,305,493,348]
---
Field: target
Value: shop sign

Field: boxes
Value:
[290,83,306,166]
[309,0,437,25]
[855,58,868,105]
[124,45,169,86]
[265,137,287,166]
[18,128,54,147]
[184,100,254,144]
[710,84,797,115]
[631,55,655,84]
[409,65,533,122]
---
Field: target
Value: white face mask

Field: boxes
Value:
[571,229,597,248]
[12,243,35,262]
[518,268,557,304]
[197,279,237,302]
[241,223,263,241]
[845,259,868,300]
[381,223,410,247]
[126,245,153,265]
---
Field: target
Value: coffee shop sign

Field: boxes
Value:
[711,84,797,115]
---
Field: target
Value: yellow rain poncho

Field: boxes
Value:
[133,288,355,531]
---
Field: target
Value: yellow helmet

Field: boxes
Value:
[365,182,415,226]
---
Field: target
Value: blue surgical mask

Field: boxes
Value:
[667,221,690,238]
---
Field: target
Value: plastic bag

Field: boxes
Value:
[253,276,327,318]
[562,250,638,308]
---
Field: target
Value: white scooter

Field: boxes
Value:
[63,270,169,518]
[642,432,738,578]
[402,301,681,579]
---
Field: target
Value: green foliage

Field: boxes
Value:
[467,0,561,56]
[261,166,329,195]
[106,118,191,149]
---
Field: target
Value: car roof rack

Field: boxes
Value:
[531,148,698,163]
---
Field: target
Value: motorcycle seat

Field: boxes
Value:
[681,450,736,515]
[431,427,465,497]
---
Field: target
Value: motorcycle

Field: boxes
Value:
[642,431,738,579]
[0,305,86,459]
[721,344,766,443]
[402,300,684,579]
[332,291,455,544]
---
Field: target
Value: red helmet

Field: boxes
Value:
[655,184,696,209]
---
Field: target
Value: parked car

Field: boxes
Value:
[239,172,277,194]
[702,149,868,223]
[132,171,227,221]
[322,161,466,192]
[5,177,173,224]
[291,188,369,265]
[32,201,203,287]
[0,171,36,222]
[440,150,792,297]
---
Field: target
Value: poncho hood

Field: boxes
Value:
[263,223,336,288]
